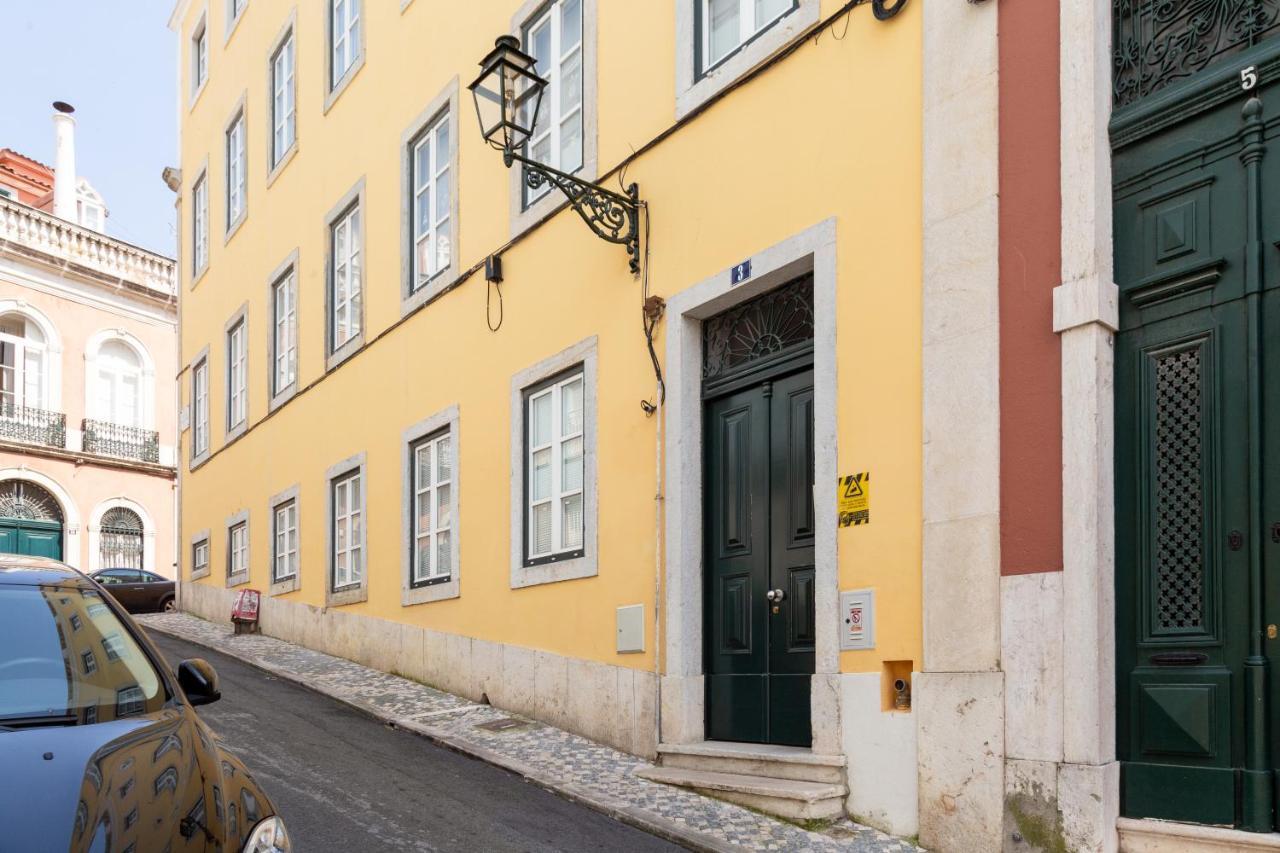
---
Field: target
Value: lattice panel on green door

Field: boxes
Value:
[1154,345,1206,632]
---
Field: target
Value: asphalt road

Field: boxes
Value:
[149,632,682,853]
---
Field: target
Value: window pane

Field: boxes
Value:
[531,448,552,501]
[349,474,361,505]
[532,503,552,555]
[435,122,449,168]
[436,530,451,575]
[561,435,583,492]
[559,110,582,174]
[415,190,431,236]
[415,141,431,192]
[561,48,582,115]
[562,494,584,550]
[708,0,740,65]
[416,538,431,579]
[434,167,450,228]
[436,437,451,481]
[530,393,552,446]
[416,445,431,490]
[561,377,583,435]
[562,0,582,47]
[530,19,552,79]
[435,484,451,530]
[755,0,790,27]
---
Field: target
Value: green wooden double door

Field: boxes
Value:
[0,518,62,560]
[1115,85,1280,829]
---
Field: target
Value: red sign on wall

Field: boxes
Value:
[231,589,260,622]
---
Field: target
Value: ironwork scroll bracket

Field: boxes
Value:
[504,149,642,275]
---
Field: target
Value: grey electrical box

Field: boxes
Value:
[616,604,644,654]
[839,588,876,651]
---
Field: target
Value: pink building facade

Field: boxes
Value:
[0,111,177,577]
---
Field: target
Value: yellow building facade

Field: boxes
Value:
[171,0,922,834]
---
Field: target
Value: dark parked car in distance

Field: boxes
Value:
[0,554,291,852]
[90,567,176,613]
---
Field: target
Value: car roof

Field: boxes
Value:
[0,553,92,587]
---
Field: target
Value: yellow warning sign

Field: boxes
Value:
[838,473,870,527]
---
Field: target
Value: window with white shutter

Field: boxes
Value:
[524,369,585,564]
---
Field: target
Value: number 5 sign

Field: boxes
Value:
[1242,65,1259,91]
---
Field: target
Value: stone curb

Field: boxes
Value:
[144,618,737,853]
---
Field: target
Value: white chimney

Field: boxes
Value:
[51,101,77,222]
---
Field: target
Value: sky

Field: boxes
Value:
[0,0,177,256]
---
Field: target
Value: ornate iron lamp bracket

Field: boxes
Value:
[505,149,642,274]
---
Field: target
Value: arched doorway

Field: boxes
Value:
[0,480,64,559]
[99,507,143,570]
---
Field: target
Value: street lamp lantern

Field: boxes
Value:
[468,36,546,165]
[469,34,643,274]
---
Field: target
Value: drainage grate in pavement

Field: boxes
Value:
[474,717,531,733]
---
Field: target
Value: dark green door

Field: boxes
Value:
[704,369,815,746]
[1115,301,1251,824]
[1113,73,1280,828]
[0,481,63,561]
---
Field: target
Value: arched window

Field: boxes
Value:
[94,340,143,428]
[100,507,143,570]
[0,481,63,522]
[0,313,47,411]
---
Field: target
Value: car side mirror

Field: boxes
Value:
[177,658,221,706]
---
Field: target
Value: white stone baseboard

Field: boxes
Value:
[841,672,918,837]
[1118,818,1280,852]
[179,582,658,758]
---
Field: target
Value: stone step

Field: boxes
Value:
[637,766,848,822]
[1118,817,1280,852]
[656,741,846,784]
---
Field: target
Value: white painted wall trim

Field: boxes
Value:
[87,496,157,575]
[0,467,81,568]
[660,217,838,749]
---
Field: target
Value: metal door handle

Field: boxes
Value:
[765,588,786,602]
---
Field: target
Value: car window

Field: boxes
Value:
[100,570,142,583]
[0,584,166,723]
[140,572,165,584]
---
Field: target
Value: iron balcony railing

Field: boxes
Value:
[0,403,67,449]
[82,418,160,463]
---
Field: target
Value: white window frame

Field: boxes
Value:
[191,532,211,580]
[226,511,249,586]
[400,81,460,315]
[0,316,49,412]
[325,0,364,110]
[225,105,247,237]
[326,454,367,606]
[675,0,817,119]
[190,350,211,466]
[401,406,460,605]
[521,0,584,208]
[192,170,209,279]
[270,30,296,169]
[91,338,145,430]
[191,15,209,102]
[412,430,453,585]
[699,0,795,74]
[272,270,296,396]
[332,473,360,588]
[509,337,597,589]
[0,186,18,201]
[325,179,365,369]
[508,0,597,237]
[226,0,248,39]
[410,113,452,289]
[273,500,298,581]
[524,371,585,563]
[268,484,301,595]
[225,309,248,438]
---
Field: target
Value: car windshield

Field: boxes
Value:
[0,583,166,725]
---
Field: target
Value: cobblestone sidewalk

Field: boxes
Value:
[140,611,921,853]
